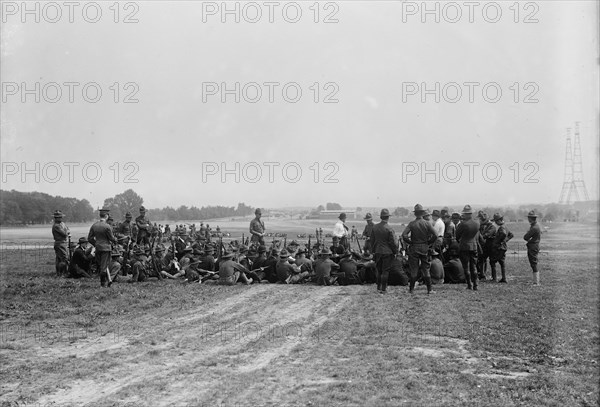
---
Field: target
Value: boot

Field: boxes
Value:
[409,278,415,294]
[490,264,497,282]
[472,273,478,291]
[533,272,540,286]
[426,277,435,294]
[499,263,507,283]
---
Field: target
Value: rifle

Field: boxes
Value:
[315,228,320,246]
[354,233,362,253]
[68,235,73,264]
[122,237,131,275]
[284,236,287,249]
[149,235,163,280]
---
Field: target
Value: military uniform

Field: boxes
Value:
[51,211,70,276]
[402,205,437,294]
[524,210,542,285]
[372,209,399,293]
[314,249,340,285]
[455,205,479,290]
[217,253,252,285]
[68,237,93,279]
[477,213,496,280]
[362,213,374,253]
[88,209,118,287]
[490,213,514,282]
[249,209,265,245]
[135,206,151,246]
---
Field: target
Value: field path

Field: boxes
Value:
[31,284,351,406]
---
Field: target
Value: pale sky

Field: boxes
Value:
[1,1,598,210]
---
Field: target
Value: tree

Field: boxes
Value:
[103,189,144,221]
[326,202,342,210]
[393,207,409,217]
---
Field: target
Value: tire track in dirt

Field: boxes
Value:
[35,285,350,406]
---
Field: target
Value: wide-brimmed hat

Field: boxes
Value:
[451,212,461,220]
[492,213,504,224]
[364,213,373,220]
[255,208,262,215]
[319,248,332,256]
[279,250,290,258]
[413,204,425,214]
[296,248,307,255]
[423,209,431,217]
[258,245,267,253]
[338,212,347,220]
[527,210,538,218]
[53,210,64,218]
[78,237,88,244]
[125,212,132,218]
[380,208,391,218]
[99,207,110,214]
[139,206,146,213]
[461,205,473,214]
[432,209,441,218]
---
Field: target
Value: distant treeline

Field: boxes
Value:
[144,203,255,223]
[0,190,95,224]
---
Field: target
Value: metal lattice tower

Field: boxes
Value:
[559,123,589,204]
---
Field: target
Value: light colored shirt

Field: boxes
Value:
[433,218,445,238]
[332,220,348,238]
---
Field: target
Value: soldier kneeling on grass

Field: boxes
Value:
[130,246,150,283]
[217,251,253,285]
[108,247,124,283]
[68,237,94,279]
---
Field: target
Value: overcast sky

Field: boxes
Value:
[1,1,598,210]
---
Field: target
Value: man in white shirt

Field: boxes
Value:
[432,209,445,254]
[333,212,349,250]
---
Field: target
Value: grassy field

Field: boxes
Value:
[0,220,598,406]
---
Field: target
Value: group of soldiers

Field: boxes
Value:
[51,204,542,292]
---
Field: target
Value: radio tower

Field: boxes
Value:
[559,122,589,204]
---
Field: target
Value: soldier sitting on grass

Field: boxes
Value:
[216,251,253,286]
[276,250,310,284]
[314,248,340,286]
[68,237,94,279]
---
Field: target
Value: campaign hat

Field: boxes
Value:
[492,213,504,224]
[527,210,538,218]
[99,208,110,214]
[461,205,473,214]
[255,208,262,215]
[451,212,461,220]
[319,248,332,256]
[364,213,373,220]
[78,237,88,244]
[221,251,234,259]
[279,250,290,258]
[53,210,64,218]
[413,204,425,214]
[432,209,441,218]
[125,212,132,218]
[139,206,146,213]
[380,208,391,218]
[338,212,347,220]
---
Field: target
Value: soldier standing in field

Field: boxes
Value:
[51,210,70,277]
[135,206,151,246]
[88,208,118,287]
[524,210,542,286]
[477,211,496,280]
[455,205,480,291]
[333,212,350,250]
[361,213,374,253]
[249,208,266,246]
[490,213,514,283]
[402,204,437,295]
[372,208,399,294]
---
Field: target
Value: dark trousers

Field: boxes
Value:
[527,244,539,272]
[408,252,431,289]
[54,242,68,276]
[374,253,394,291]
[459,250,478,288]
[96,251,111,284]
[490,249,507,280]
